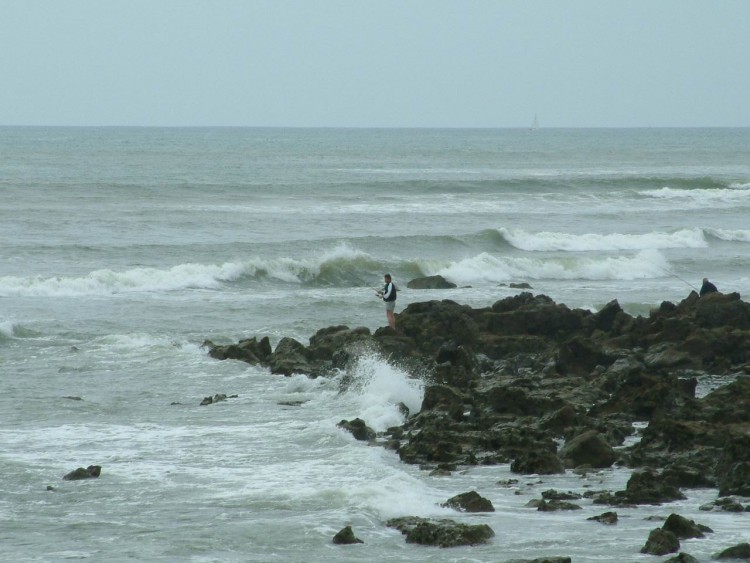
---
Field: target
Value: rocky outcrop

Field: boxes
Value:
[715,542,750,560]
[205,290,750,538]
[641,528,680,555]
[407,275,457,289]
[337,418,376,441]
[386,516,494,547]
[63,465,101,481]
[441,491,495,512]
[332,525,363,545]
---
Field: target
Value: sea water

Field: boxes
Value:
[1,127,749,562]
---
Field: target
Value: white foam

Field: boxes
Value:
[0,320,15,339]
[430,249,670,284]
[642,186,750,205]
[332,353,424,432]
[706,228,750,242]
[0,243,376,297]
[500,227,707,251]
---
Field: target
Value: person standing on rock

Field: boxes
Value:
[379,273,397,330]
[700,278,718,296]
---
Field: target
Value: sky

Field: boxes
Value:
[1,1,749,128]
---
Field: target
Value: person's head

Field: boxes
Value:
[384,273,392,282]
[703,278,709,283]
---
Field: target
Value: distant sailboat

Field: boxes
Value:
[530,114,539,131]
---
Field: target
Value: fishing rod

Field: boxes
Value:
[645,260,699,292]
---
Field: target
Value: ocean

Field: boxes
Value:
[1,127,749,562]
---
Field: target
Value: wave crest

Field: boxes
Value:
[498,227,708,251]
[425,249,671,284]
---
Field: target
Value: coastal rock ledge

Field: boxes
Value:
[207,290,750,502]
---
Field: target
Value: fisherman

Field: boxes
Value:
[699,277,718,296]
[378,273,397,330]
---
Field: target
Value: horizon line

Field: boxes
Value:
[1,124,748,130]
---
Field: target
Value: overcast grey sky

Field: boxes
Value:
[1,1,748,128]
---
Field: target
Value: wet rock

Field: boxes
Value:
[407,275,457,289]
[662,513,712,539]
[63,465,101,481]
[537,499,582,511]
[511,450,565,475]
[337,418,376,441]
[640,528,680,556]
[386,516,494,547]
[207,335,272,365]
[699,497,750,512]
[716,432,750,497]
[715,542,750,560]
[664,553,699,563]
[694,292,750,330]
[199,393,237,406]
[558,430,616,469]
[593,469,686,506]
[307,325,372,366]
[420,384,465,420]
[269,337,313,376]
[541,490,581,501]
[441,491,495,512]
[587,511,618,525]
[332,525,363,545]
[556,336,614,376]
[396,300,480,354]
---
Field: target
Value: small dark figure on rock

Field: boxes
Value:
[699,278,718,296]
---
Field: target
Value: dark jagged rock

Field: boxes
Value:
[716,432,750,497]
[63,465,101,481]
[200,393,238,406]
[386,516,494,547]
[337,418,376,441]
[537,499,581,511]
[269,337,314,376]
[558,430,616,469]
[587,511,618,525]
[699,497,750,512]
[662,513,712,539]
[308,325,372,367]
[203,290,750,513]
[541,489,582,501]
[407,275,457,289]
[511,450,565,475]
[641,528,680,555]
[420,384,465,420]
[441,491,495,512]
[593,469,686,506]
[715,542,750,559]
[206,336,272,365]
[664,553,699,563]
[332,525,363,545]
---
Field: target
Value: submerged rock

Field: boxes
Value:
[337,418,376,441]
[332,525,363,545]
[386,516,494,548]
[587,511,618,525]
[63,465,101,481]
[441,491,495,512]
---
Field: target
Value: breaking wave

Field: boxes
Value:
[422,249,671,284]
[498,227,708,251]
[0,243,382,297]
